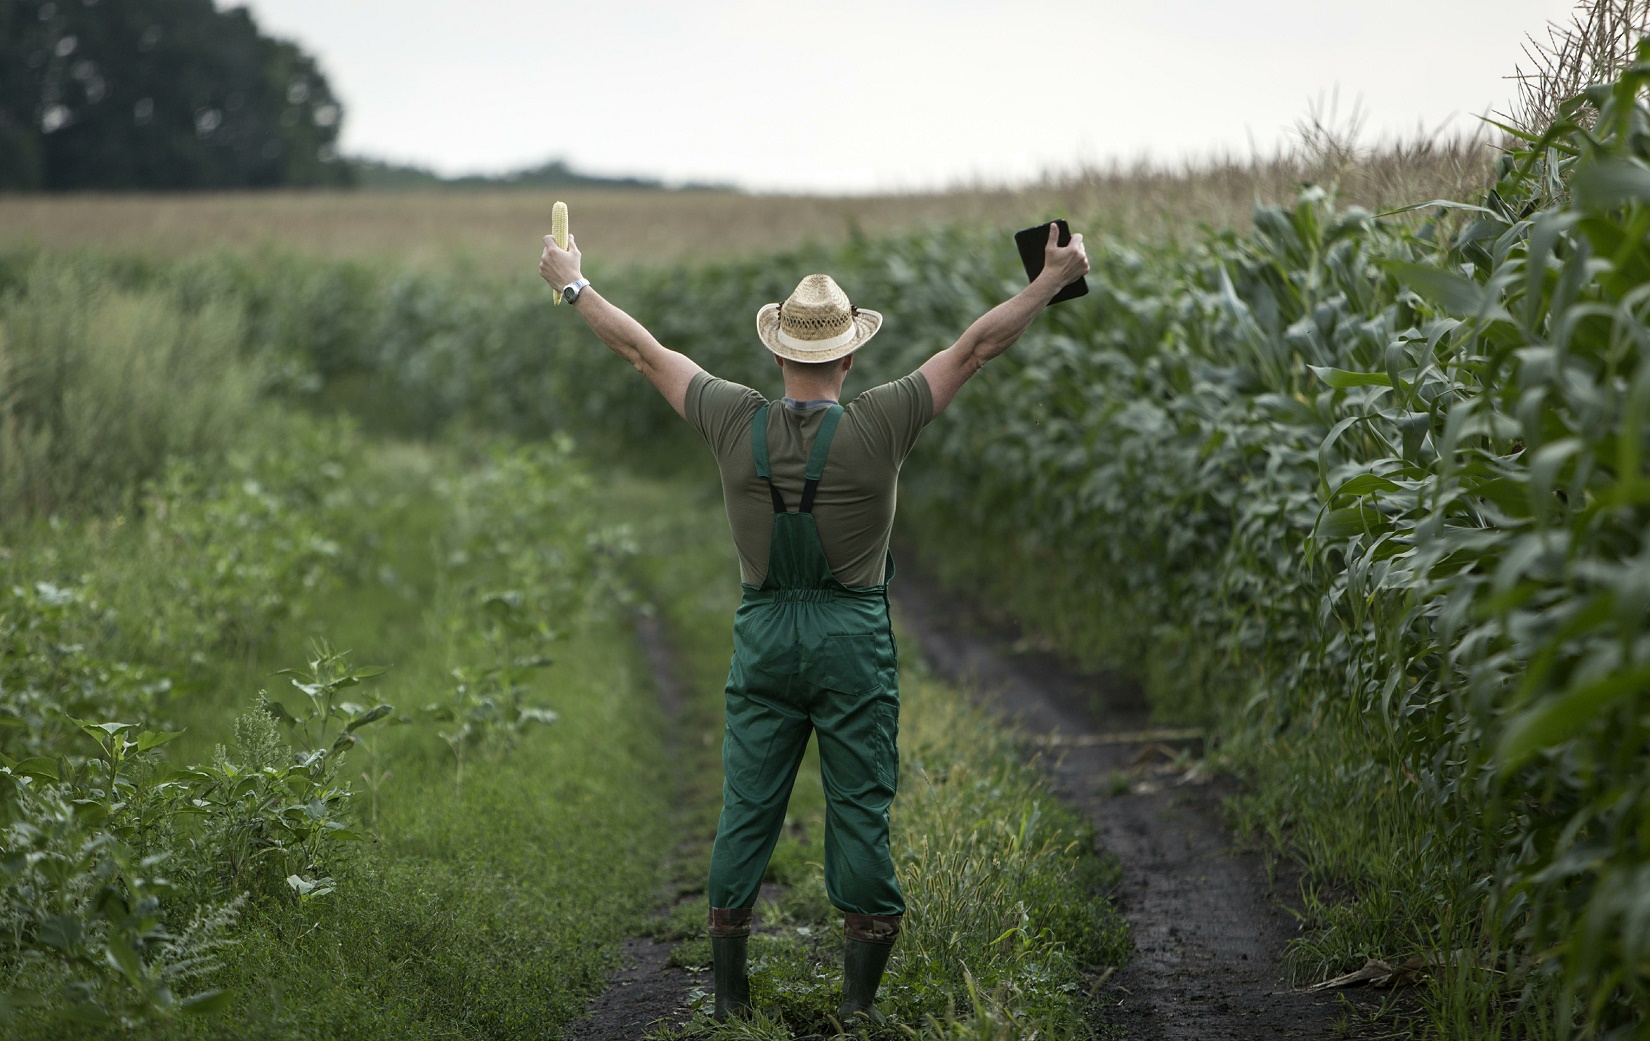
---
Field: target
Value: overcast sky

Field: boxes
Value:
[237,0,1578,193]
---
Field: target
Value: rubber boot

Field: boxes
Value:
[708,907,752,1022]
[837,913,900,1023]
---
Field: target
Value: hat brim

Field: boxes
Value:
[755,303,882,363]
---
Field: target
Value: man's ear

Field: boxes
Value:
[775,355,785,369]
[842,354,855,374]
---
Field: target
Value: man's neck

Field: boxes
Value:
[780,379,843,403]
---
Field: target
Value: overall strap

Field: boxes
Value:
[799,404,845,514]
[750,403,786,514]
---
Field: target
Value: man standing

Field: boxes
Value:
[539,224,1089,1023]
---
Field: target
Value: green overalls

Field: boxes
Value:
[707,402,905,919]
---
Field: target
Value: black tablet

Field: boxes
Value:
[1014,219,1089,304]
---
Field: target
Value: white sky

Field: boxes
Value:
[236,0,1578,193]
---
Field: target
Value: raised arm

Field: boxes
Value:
[539,233,702,419]
[918,223,1090,418]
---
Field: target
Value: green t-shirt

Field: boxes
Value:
[685,369,935,588]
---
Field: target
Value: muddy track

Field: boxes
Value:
[891,568,1346,1041]
[563,611,709,1041]
[571,579,1357,1039]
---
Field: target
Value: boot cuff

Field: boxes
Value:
[708,906,753,938]
[844,912,901,945]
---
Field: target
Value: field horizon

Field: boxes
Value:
[0,133,1494,276]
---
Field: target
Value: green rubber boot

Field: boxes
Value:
[709,907,753,1022]
[711,935,751,1021]
[837,913,900,1023]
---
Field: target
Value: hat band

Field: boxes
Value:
[776,319,857,353]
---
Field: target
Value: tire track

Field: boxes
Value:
[891,569,1347,1040]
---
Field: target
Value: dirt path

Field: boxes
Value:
[563,612,709,1041]
[570,575,1356,1039]
[891,568,1346,1041]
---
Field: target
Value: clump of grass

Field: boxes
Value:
[893,679,1128,1000]
[0,256,263,521]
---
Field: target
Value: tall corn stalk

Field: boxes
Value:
[1503,0,1650,134]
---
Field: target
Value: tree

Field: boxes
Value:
[0,0,353,190]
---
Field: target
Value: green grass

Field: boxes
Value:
[0,254,263,520]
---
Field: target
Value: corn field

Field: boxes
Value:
[5,31,1650,1039]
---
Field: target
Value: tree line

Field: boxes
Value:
[0,0,351,190]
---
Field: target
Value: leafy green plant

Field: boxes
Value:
[0,599,391,1030]
[129,415,357,659]
[423,652,558,793]
[0,723,238,1028]
[0,773,242,1029]
[0,581,171,757]
[261,639,390,753]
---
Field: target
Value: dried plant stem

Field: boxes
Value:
[1502,0,1650,134]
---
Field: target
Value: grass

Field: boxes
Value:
[0,256,263,518]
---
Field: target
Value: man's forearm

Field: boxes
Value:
[572,287,653,371]
[955,275,1064,369]
[918,225,1089,418]
[566,285,702,418]
[538,234,700,417]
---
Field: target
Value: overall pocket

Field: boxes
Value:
[815,630,894,696]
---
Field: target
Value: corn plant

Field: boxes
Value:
[1300,51,1650,1032]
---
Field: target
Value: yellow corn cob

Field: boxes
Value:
[550,201,569,305]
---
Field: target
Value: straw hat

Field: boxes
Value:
[756,274,882,363]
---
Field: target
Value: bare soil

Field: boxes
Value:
[890,568,1355,1041]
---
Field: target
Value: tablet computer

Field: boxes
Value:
[1014,220,1089,304]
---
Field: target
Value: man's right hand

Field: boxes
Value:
[540,233,583,291]
[1037,222,1090,291]
[919,221,1092,418]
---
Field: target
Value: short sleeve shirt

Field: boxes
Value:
[685,370,934,588]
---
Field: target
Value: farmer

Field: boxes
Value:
[539,224,1089,1022]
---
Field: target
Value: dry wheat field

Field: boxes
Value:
[0,139,1492,274]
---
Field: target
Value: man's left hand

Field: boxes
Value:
[539,233,583,291]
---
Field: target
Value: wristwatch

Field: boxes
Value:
[561,277,590,305]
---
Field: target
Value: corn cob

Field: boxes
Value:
[550,201,569,305]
